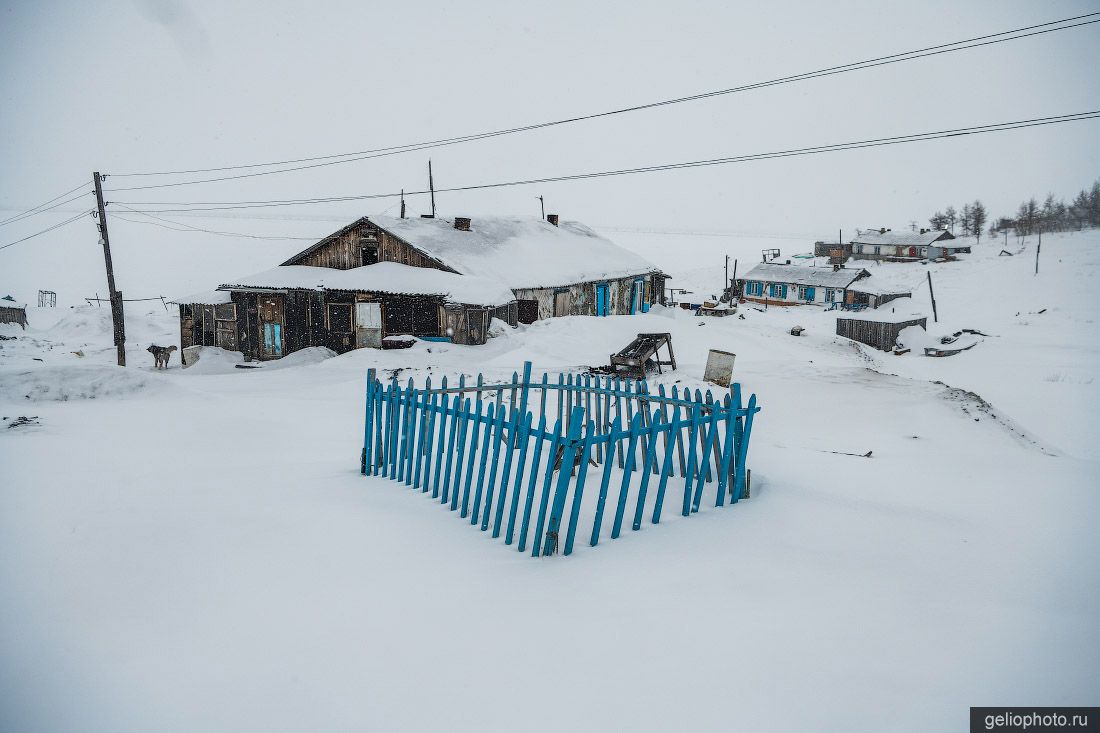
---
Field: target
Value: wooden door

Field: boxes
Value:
[258,296,284,359]
[595,283,609,316]
[355,302,382,348]
[553,290,570,317]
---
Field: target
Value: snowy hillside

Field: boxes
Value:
[1,230,1098,731]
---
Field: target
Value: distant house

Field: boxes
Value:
[0,296,27,329]
[850,228,969,261]
[174,214,665,360]
[737,263,872,307]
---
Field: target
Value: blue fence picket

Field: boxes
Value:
[491,406,521,538]
[520,417,557,553]
[505,412,534,545]
[632,409,664,531]
[590,416,623,546]
[682,405,702,517]
[563,419,596,556]
[692,406,721,512]
[471,402,500,527]
[451,397,472,512]
[530,417,564,557]
[543,406,586,556]
[516,414,547,551]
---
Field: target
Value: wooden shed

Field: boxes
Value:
[0,297,28,329]
[836,314,927,351]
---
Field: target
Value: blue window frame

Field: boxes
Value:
[768,283,787,299]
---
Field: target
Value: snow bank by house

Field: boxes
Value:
[0,364,165,402]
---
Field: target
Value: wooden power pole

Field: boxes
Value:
[1035,225,1042,275]
[926,270,938,323]
[93,172,126,366]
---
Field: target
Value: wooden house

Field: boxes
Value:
[278,214,666,323]
[850,228,969,262]
[737,263,873,307]
[0,297,27,329]
[174,214,664,361]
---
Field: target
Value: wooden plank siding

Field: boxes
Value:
[836,316,927,351]
[514,273,658,321]
[285,219,457,273]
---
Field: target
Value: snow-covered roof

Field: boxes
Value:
[288,215,660,290]
[851,230,953,247]
[837,297,926,322]
[218,262,516,306]
[170,290,234,305]
[0,300,27,310]
[740,263,869,288]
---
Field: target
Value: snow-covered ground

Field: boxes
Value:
[1,231,1098,731]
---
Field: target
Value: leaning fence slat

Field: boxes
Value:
[515,414,547,550]
[505,412,534,544]
[474,403,503,529]
[692,406,721,512]
[611,413,644,539]
[437,393,459,502]
[543,406,586,556]
[491,406,521,538]
[681,405,702,517]
[531,417,564,557]
[715,396,735,506]
[590,417,623,546]
[459,396,484,519]
[416,390,437,491]
[652,408,682,524]
[734,394,758,501]
[451,398,472,512]
[563,419,597,556]
[521,418,558,554]
[632,409,664,531]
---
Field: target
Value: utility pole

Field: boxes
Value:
[400,189,406,219]
[926,270,938,323]
[724,255,729,299]
[538,195,545,220]
[428,160,436,218]
[1035,224,1042,275]
[93,172,125,366]
[730,258,738,301]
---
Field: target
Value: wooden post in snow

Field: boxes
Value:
[927,271,938,323]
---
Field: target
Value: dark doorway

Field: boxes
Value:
[518,299,539,324]
[361,245,379,266]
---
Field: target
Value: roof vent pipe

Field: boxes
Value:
[546,214,559,226]
[454,217,471,231]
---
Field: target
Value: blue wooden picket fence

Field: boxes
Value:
[361,362,760,557]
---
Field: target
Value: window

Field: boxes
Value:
[825,288,836,303]
[768,283,787,299]
[798,286,815,301]
[873,246,881,255]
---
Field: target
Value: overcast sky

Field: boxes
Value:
[1,0,1098,302]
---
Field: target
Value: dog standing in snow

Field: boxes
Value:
[147,344,177,369]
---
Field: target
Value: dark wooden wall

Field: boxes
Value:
[287,221,456,272]
[836,317,927,351]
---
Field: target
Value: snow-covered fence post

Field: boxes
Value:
[543,406,586,556]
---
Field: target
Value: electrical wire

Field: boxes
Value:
[0,183,90,226]
[102,13,1100,191]
[110,205,322,240]
[0,210,93,251]
[112,111,1100,214]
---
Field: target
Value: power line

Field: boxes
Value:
[0,210,93,252]
[103,13,1100,191]
[110,205,323,240]
[112,110,1100,214]
[0,183,90,226]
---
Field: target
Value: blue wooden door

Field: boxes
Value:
[804,286,815,302]
[263,323,283,357]
[630,278,644,314]
[595,283,609,316]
